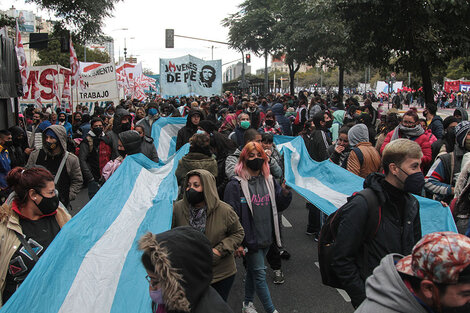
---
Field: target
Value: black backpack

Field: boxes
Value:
[318,188,381,289]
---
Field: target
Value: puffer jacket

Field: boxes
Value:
[346,142,381,178]
[26,125,83,205]
[331,173,421,308]
[175,153,217,186]
[428,115,444,140]
[224,174,292,251]
[0,194,70,306]
[172,170,244,284]
[138,227,234,313]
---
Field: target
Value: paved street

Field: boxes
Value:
[71,189,355,313]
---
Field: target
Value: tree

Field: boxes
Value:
[222,0,278,94]
[334,0,470,105]
[28,0,122,40]
[35,38,110,67]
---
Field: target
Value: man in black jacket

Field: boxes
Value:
[332,138,423,308]
[303,111,333,239]
[175,109,203,151]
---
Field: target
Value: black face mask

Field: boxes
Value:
[438,302,470,313]
[246,157,264,171]
[398,167,425,194]
[118,149,127,158]
[45,141,58,151]
[265,119,275,127]
[59,118,66,122]
[121,123,131,132]
[92,127,103,135]
[75,119,82,124]
[325,120,333,129]
[185,188,205,205]
[3,141,13,147]
[33,191,59,215]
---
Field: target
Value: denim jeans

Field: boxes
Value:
[244,247,276,313]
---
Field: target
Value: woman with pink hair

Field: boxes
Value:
[224,142,291,313]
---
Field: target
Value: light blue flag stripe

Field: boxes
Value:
[279,136,457,235]
[151,116,187,162]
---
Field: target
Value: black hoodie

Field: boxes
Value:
[175,110,204,151]
[138,227,233,313]
[107,108,132,159]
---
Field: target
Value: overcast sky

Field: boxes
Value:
[3,0,267,74]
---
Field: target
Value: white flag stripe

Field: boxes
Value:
[58,160,174,313]
[285,142,349,208]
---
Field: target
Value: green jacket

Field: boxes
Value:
[172,169,244,283]
[175,152,218,187]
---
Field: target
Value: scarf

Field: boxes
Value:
[391,124,424,141]
[189,206,207,233]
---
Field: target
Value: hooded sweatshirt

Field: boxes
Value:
[172,170,244,284]
[330,110,345,142]
[355,254,428,313]
[176,110,204,151]
[106,108,132,159]
[454,107,469,122]
[138,227,234,313]
[26,125,83,206]
[347,124,381,178]
[272,103,292,136]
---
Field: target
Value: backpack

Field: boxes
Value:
[341,147,364,168]
[318,188,381,289]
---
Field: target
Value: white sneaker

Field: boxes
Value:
[242,301,258,313]
[273,310,279,313]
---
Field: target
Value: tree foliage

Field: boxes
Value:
[35,38,110,67]
[29,0,122,40]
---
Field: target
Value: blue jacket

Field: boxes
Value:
[56,121,73,138]
[0,147,11,189]
[428,115,444,140]
[272,103,292,136]
[224,175,291,251]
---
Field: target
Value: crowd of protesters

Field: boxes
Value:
[1,90,470,313]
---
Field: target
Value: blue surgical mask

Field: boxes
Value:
[148,108,158,116]
[196,129,206,135]
[149,289,164,304]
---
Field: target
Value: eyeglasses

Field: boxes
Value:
[145,275,159,288]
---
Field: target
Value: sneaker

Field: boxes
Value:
[273,269,285,284]
[273,311,279,313]
[242,302,258,313]
[305,230,316,236]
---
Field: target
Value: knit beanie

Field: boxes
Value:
[455,121,470,148]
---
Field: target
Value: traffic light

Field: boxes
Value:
[246,54,251,63]
[165,29,174,48]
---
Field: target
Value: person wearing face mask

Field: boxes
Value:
[56,112,72,138]
[328,126,351,166]
[0,130,12,203]
[26,125,83,208]
[0,167,71,305]
[175,134,217,189]
[356,232,470,313]
[345,124,381,179]
[453,107,468,123]
[7,126,29,168]
[136,103,160,137]
[381,110,432,170]
[27,112,48,150]
[106,108,133,159]
[172,170,244,301]
[426,121,470,204]
[331,139,423,309]
[224,142,291,313]
[72,112,83,134]
[244,100,265,130]
[423,104,443,140]
[176,109,204,151]
[258,112,283,135]
[228,113,251,147]
[271,102,292,136]
[78,118,112,199]
[139,227,234,313]
[432,116,459,161]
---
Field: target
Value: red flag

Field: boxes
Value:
[70,39,80,87]
[52,73,60,105]
[15,20,29,94]
[32,73,42,107]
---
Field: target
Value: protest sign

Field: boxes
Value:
[78,62,119,109]
[159,55,222,97]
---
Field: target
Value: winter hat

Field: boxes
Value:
[44,129,58,140]
[443,116,458,130]
[455,121,470,148]
[198,120,217,134]
[118,130,142,155]
[396,232,470,284]
[348,124,369,147]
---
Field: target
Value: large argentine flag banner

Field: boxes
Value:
[151,116,187,162]
[277,136,457,235]
[1,144,190,313]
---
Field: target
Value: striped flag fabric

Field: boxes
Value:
[52,72,61,105]
[69,39,80,88]
[276,136,457,235]
[15,20,29,95]
[151,117,187,162]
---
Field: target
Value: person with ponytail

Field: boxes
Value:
[0,167,71,305]
[224,142,292,313]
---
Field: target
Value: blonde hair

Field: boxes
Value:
[382,139,423,174]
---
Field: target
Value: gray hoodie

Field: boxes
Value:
[355,253,428,313]
[348,124,369,147]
